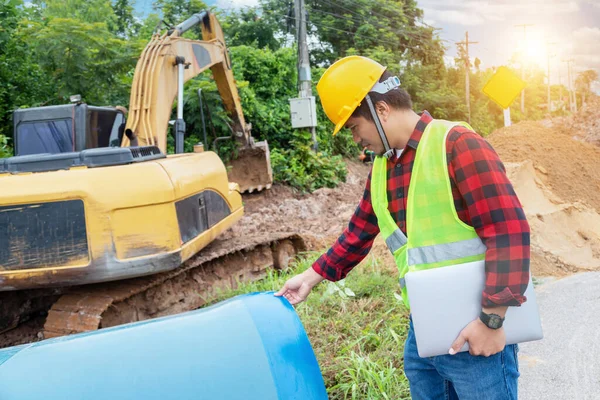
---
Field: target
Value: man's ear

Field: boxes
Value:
[376,101,390,121]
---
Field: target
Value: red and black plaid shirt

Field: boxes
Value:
[312,111,530,307]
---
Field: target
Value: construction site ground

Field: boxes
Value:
[2,101,600,396]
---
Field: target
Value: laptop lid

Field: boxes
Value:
[405,260,543,358]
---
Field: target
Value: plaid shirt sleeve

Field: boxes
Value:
[448,130,531,307]
[311,170,380,281]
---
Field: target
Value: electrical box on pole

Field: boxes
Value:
[290,97,318,128]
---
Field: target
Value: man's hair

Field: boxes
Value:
[351,70,412,121]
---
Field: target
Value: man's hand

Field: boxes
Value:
[275,267,324,305]
[449,317,506,357]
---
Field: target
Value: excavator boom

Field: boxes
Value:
[121,11,272,193]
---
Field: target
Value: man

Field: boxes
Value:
[275,56,529,399]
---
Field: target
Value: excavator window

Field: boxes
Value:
[15,119,74,155]
[86,108,125,149]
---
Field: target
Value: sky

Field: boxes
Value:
[417,0,600,91]
[137,0,600,91]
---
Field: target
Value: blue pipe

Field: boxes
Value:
[0,292,328,400]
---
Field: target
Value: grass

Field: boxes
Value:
[206,252,412,400]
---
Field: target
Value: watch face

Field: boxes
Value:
[488,315,503,329]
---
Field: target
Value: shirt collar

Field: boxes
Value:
[390,110,432,162]
[407,110,433,150]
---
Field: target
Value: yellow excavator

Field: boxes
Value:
[0,11,303,340]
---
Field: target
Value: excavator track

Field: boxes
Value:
[43,233,306,339]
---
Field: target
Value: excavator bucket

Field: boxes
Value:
[227,141,273,193]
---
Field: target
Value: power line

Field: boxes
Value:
[313,0,434,41]
[318,0,366,19]
[273,12,432,50]
[217,4,444,56]
[308,7,434,43]
[218,1,437,45]
[342,0,402,21]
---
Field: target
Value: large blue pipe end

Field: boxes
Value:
[0,292,328,400]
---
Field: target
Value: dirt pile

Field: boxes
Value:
[221,160,395,267]
[504,161,600,277]
[487,120,600,213]
[488,118,600,277]
[223,161,369,249]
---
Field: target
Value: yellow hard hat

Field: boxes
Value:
[316,56,386,135]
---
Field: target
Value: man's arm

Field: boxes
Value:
[312,170,381,281]
[448,129,530,356]
[276,170,380,304]
[449,130,531,307]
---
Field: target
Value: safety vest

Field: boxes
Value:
[371,119,487,308]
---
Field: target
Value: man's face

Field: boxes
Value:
[344,115,386,156]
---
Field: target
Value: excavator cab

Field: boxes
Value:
[12,103,126,156]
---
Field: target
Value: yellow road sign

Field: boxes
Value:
[482,66,526,109]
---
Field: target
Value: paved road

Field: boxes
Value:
[519,272,600,399]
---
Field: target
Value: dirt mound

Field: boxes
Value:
[489,118,600,277]
[224,161,371,248]
[505,161,600,277]
[487,120,600,213]
[222,159,395,269]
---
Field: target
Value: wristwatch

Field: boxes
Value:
[479,311,505,329]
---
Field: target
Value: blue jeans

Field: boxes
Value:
[404,318,520,400]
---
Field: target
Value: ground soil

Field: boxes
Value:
[486,109,600,278]
[487,120,600,214]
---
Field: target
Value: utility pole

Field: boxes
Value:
[293,0,317,151]
[546,42,556,114]
[558,64,563,111]
[456,31,478,124]
[515,24,534,115]
[563,59,575,112]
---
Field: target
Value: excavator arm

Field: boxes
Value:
[122,11,271,192]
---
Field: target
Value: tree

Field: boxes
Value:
[222,7,281,51]
[152,0,209,37]
[112,0,140,38]
[0,0,51,142]
[260,0,432,66]
[575,69,599,106]
[21,18,136,105]
[36,0,117,27]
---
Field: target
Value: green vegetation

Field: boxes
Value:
[0,0,590,191]
[208,252,412,399]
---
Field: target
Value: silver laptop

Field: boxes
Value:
[405,260,543,358]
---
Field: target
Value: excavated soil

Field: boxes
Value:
[222,160,394,267]
[487,120,600,214]
[487,109,600,278]
[503,160,600,277]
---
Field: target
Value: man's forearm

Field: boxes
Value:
[305,266,325,287]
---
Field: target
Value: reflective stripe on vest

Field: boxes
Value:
[385,229,407,254]
[370,119,487,306]
[407,237,487,266]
